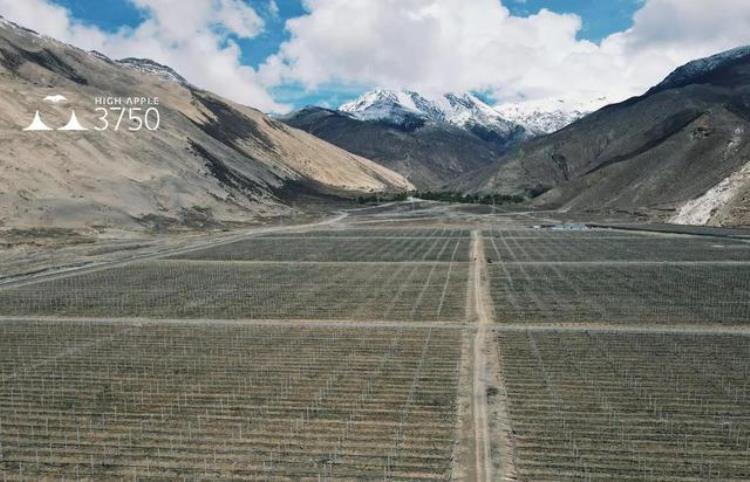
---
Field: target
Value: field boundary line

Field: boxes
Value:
[0,316,471,329]
[496,260,750,266]
[492,322,750,334]
[587,223,750,241]
[160,259,469,266]
[251,235,468,240]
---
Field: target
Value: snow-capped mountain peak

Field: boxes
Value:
[495,95,610,135]
[438,93,518,133]
[340,89,415,112]
[340,89,520,135]
[340,89,426,126]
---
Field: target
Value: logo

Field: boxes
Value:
[22,94,161,132]
[23,111,53,131]
[43,94,68,104]
[23,94,86,131]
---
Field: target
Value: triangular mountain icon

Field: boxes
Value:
[58,110,88,131]
[22,111,53,131]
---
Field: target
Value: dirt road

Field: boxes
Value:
[471,229,519,482]
[471,230,494,482]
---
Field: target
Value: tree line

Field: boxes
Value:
[357,191,525,205]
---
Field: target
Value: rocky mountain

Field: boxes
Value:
[340,89,523,139]
[0,17,412,231]
[458,46,750,227]
[115,57,188,84]
[282,90,528,189]
[495,95,609,135]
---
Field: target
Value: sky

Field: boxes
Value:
[1,0,750,113]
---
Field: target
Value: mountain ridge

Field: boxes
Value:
[0,16,412,231]
[457,44,750,227]
[281,87,606,189]
[281,89,532,189]
[339,89,523,135]
[495,95,608,135]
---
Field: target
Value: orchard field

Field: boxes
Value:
[0,227,471,322]
[494,329,750,481]
[0,320,463,480]
[484,227,750,324]
[0,203,749,481]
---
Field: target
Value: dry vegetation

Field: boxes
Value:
[1,206,750,481]
[0,259,468,321]
[494,329,750,481]
[268,228,473,238]
[484,228,750,324]
[0,320,462,480]
[0,227,471,322]
[171,235,471,262]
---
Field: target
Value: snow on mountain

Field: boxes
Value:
[116,58,188,85]
[340,89,521,135]
[340,90,425,126]
[340,88,611,137]
[439,93,520,135]
[495,95,610,135]
[0,15,45,40]
[654,45,750,91]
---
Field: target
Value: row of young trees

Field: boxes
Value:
[0,321,461,480]
[499,330,750,480]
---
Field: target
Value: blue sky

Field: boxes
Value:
[48,0,642,109]
[53,0,145,32]
[54,0,643,59]
[6,0,749,112]
[505,0,640,42]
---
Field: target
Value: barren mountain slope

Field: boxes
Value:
[458,46,750,227]
[281,90,528,190]
[0,18,411,230]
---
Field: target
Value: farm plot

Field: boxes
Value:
[0,260,468,321]
[171,235,471,262]
[484,229,750,262]
[0,320,463,480]
[266,228,472,238]
[494,330,750,481]
[485,227,641,240]
[487,262,750,324]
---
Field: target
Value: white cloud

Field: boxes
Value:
[0,0,109,48]
[260,0,750,108]
[268,0,280,17]
[3,0,750,113]
[0,0,288,112]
